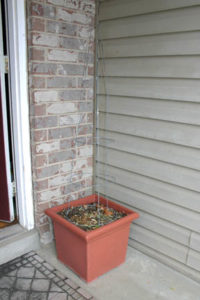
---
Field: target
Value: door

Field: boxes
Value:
[0,0,14,222]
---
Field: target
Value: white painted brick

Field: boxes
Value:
[35,91,59,103]
[38,188,61,202]
[75,158,87,169]
[48,49,78,62]
[48,0,79,9]
[78,26,95,39]
[187,249,200,272]
[60,161,73,173]
[59,113,86,126]
[190,232,200,252]
[49,172,82,187]
[49,174,70,187]
[78,145,93,157]
[47,102,77,114]
[57,8,92,25]
[82,167,93,177]
[36,141,60,154]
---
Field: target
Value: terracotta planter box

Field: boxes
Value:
[45,194,139,282]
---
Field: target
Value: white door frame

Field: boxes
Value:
[0,1,14,222]
[7,0,34,230]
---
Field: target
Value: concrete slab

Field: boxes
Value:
[37,242,200,300]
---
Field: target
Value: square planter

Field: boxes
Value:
[45,194,139,282]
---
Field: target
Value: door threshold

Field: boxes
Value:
[0,223,24,242]
[0,224,41,264]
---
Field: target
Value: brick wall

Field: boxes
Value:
[27,0,95,244]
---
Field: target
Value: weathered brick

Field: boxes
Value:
[32,116,57,129]
[77,124,93,135]
[57,64,84,75]
[49,149,75,164]
[76,136,88,147]
[60,161,73,173]
[60,136,86,149]
[32,33,59,47]
[28,0,95,244]
[29,17,45,31]
[33,155,48,168]
[77,26,94,39]
[79,1,95,14]
[36,164,60,179]
[48,127,75,140]
[35,213,49,226]
[47,77,76,88]
[29,48,45,61]
[78,76,93,88]
[37,188,61,202]
[87,112,93,123]
[49,173,75,188]
[59,113,87,126]
[57,8,93,25]
[30,3,56,19]
[61,180,86,195]
[34,179,48,191]
[36,141,60,154]
[78,52,94,64]
[47,102,77,114]
[47,20,77,36]
[32,130,47,142]
[60,138,75,149]
[30,76,45,88]
[77,145,93,157]
[31,63,57,75]
[60,138,76,150]
[88,66,94,76]
[35,202,50,213]
[48,49,78,62]
[78,101,93,112]
[47,0,79,9]
[60,90,86,101]
[34,90,59,103]
[87,88,94,100]
[30,2,44,16]
[87,135,93,145]
[59,36,87,51]
[74,158,87,169]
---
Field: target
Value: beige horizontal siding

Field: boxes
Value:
[98,77,200,102]
[96,0,200,282]
[98,95,200,124]
[99,6,200,39]
[97,130,200,171]
[98,112,200,148]
[96,178,200,233]
[98,57,200,79]
[99,32,200,58]
[99,0,200,21]
[96,161,200,212]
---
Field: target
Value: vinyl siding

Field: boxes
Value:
[95,0,200,282]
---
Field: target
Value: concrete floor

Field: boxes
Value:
[37,242,200,300]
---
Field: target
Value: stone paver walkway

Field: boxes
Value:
[0,251,94,300]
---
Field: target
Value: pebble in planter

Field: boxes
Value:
[45,194,139,282]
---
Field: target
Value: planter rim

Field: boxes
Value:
[45,194,139,241]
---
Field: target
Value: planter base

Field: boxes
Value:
[46,194,139,282]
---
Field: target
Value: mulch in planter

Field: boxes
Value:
[58,202,127,231]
